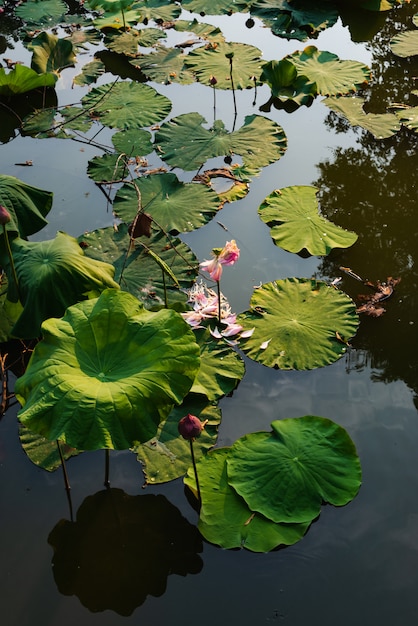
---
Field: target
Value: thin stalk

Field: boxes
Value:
[189,439,201,506]
[57,440,74,522]
[121,8,126,30]
[216,279,222,327]
[2,225,21,302]
[162,270,168,308]
[104,448,110,488]
[228,56,238,131]
[212,85,216,124]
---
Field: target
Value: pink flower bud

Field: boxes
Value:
[0,205,11,225]
[178,414,203,440]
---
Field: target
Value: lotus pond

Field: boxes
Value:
[1,0,418,624]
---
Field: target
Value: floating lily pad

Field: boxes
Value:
[173,18,225,43]
[19,424,81,472]
[134,395,221,484]
[131,46,195,85]
[0,64,57,96]
[15,289,200,450]
[79,224,199,308]
[226,416,362,523]
[395,105,418,133]
[73,59,106,86]
[184,41,262,89]
[287,46,371,95]
[184,447,311,551]
[0,175,53,242]
[237,278,359,370]
[155,112,287,172]
[323,95,401,138]
[390,28,418,57]
[258,186,358,255]
[251,0,338,41]
[15,0,67,26]
[112,128,153,155]
[104,29,142,55]
[81,81,172,129]
[130,0,181,22]
[260,58,317,111]
[87,0,132,12]
[179,0,250,14]
[113,173,221,234]
[87,153,130,183]
[8,232,119,339]
[28,32,76,74]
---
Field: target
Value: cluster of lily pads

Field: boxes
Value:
[1,0,415,552]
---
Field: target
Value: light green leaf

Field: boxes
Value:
[0,64,57,96]
[134,395,221,484]
[390,29,418,57]
[226,416,362,523]
[395,105,418,133]
[15,289,200,450]
[81,81,172,129]
[130,46,195,85]
[0,175,53,241]
[180,0,250,14]
[184,448,311,551]
[113,173,221,234]
[288,46,371,96]
[130,0,181,22]
[184,41,262,89]
[104,29,142,55]
[173,18,225,44]
[237,278,359,370]
[323,95,401,138]
[73,59,106,86]
[155,112,287,172]
[260,58,317,111]
[19,424,81,472]
[258,185,358,255]
[28,32,76,74]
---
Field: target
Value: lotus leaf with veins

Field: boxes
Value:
[15,289,201,450]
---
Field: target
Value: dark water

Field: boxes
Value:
[1,3,418,625]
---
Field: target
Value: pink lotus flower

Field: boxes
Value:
[200,240,240,281]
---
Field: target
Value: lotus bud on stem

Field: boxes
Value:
[178,414,208,506]
[0,205,21,302]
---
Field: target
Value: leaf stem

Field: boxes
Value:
[189,439,201,507]
[216,279,221,326]
[57,440,74,522]
[2,224,21,302]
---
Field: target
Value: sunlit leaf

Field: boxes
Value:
[130,46,195,85]
[104,29,142,55]
[180,0,250,14]
[173,18,225,43]
[184,448,311,551]
[81,81,172,129]
[184,41,262,89]
[15,289,200,450]
[226,416,362,523]
[258,185,358,255]
[134,395,221,484]
[19,424,81,471]
[237,278,359,370]
[259,58,317,111]
[390,29,418,57]
[394,104,418,133]
[73,59,106,86]
[130,0,181,22]
[323,95,401,138]
[155,112,287,172]
[0,64,57,96]
[288,46,371,95]
[113,173,221,234]
[28,32,76,74]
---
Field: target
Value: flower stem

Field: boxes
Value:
[57,439,74,522]
[189,439,201,507]
[216,279,221,326]
[2,224,21,302]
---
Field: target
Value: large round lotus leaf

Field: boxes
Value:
[0,64,57,97]
[81,82,172,129]
[134,394,221,484]
[130,0,181,23]
[155,112,287,171]
[287,46,371,95]
[8,232,119,339]
[130,47,195,85]
[180,0,250,14]
[237,278,359,370]
[87,0,132,12]
[113,173,221,234]
[15,289,201,450]
[323,96,400,139]
[184,448,311,551]
[87,153,129,183]
[226,416,362,523]
[258,186,358,255]
[78,224,198,308]
[15,0,67,26]
[184,41,262,89]
[112,128,153,156]
[190,327,245,401]
[0,175,53,242]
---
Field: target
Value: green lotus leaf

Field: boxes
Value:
[19,424,81,472]
[258,185,358,255]
[390,29,418,57]
[287,46,371,96]
[180,0,250,14]
[190,327,245,401]
[173,18,225,44]
[22,108,58,136]
[323,95,401,138]
[60,106,95,132]
[73,59,106,86]
[112,128,153,155]
[184,448,311,551]
[87,153,129,183]
[28,32,76,74]
[134,395,221,484]
[81,81,172,129]
[0,281,22,342]
[130,0,181,22]
[113,173,221,234]
[226,416,362,523]
[155,112,287,172]
[395,105,418,133]
[64,27,102,51]
[92,8,141,29]
[15,289,201,450]
[0,64,57,96]
[130,46,195,85]
[237,278,359,370]
[104,29,141,55]
[8,232,120,339]
[251,0,338,41]
[184,41,262,89]
[137,26,167,46]
[15,0,67,26]
[78,224,198,308]
[259,59,317,111]
[0,175,53,242]
[87,0,132,12]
